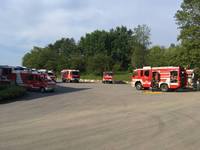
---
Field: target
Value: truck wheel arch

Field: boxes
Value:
[160,83,169,92]
[135,82,143,90]
[40,87,45,93]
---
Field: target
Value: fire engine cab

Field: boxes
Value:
[61,69,80,83]
[38,69,57,82]
[102,72,114,84]
[131,66,187,92]
[0,65,56,92]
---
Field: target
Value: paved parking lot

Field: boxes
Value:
[0,82,200,150]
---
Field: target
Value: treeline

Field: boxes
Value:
[21,25,182,74]
[22,0,200,75]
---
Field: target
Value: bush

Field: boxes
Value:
[0,84,9,91]
[0,85,27,100]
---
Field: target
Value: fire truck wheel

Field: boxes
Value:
[136,83,142,90]
[160,84,169,92]
[40,87,45,93]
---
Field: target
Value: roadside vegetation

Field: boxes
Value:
[81,72,132,81]
[0,85,26,100]
[22,0,200,77]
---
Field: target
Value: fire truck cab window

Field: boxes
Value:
[72,71,79,75]
[35,75,42,81]
[145,70,149,77]
[140,70,143,77]
[26,75,34,81]
[170,71,178,83]
[3,68,11,75]
[132,71,138,77]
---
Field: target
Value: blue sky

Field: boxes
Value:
[0,0,182,66]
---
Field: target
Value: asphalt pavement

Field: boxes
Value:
[0,82,200,150]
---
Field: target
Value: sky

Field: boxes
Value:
[0,0,183,66]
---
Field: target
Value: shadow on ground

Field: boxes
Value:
[113,81,129,84]
[175,88,198,92]
[147,88,197,92]
[0,84,91,105]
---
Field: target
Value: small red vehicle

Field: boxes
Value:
[131,66,187,92]
[38,69,57,82]
[102,72,114,84]
[0,66,56,92]
[61,69,80,83]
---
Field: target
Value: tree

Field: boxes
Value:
[130,25,151,69]
[148,46,167,66]
[69,55,87,72]
[79,30,108,56]
[87,54,113,75]
[132,25,151,49]
[175,0,200,69]
[130,43,147,68]
[22,47,43,69]
[109,26,133,70]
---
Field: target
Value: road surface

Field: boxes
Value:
[0,82,200,150]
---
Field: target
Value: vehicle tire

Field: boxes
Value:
[40,87,45,93]
[62,79,66,82]
[136,83,142,90]
[160,84,169,92]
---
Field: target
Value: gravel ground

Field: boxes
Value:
[0,82,200,150]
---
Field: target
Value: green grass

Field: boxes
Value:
[0,85,27,100]
[80,71,132,81]
[114,72,132,81]
[80,74,102,80]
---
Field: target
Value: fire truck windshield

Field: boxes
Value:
[187,74,193,78]
[48,73,54,76]
[105,73,113,76]
[72,71,79,75]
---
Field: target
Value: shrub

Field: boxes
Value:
[0,85,26,100]
[0,84,9,91]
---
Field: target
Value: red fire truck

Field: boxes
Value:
[131,66,187,92]
[38,69,57,82]
[0,66,56,92]
[61,69,80,83]
[102,72,114,84]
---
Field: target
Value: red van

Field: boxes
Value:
[61,69,80,83]
[0,66,56,92]
[102,72,114,84]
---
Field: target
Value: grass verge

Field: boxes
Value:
[80,72,132,81]
[0,85,27,100]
